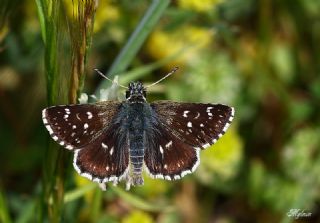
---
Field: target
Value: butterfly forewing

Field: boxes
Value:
[150,101,234,150]
[42,101,121,150]
[74,122,129,183]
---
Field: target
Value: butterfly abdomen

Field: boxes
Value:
[127,103,147,185]
[129,135,144,186]
[129,132,144,172]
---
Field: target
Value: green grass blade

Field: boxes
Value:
[119,47,187,85]
[68,0,97,103]
[35,0,47,44]
[35,0,68,222]
[110,186,175,213]
[63,183,97,204]
[16,201,36,223]
[95,0,170,94]
[63,183,175,213]
[0,188,12,223]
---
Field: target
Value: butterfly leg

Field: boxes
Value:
[98,183,107,191]
[132,173,144,185]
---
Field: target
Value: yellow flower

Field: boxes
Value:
[178,0,224,12]
[74,173,94,202]
[94,0,120,32]
[197,126,243,184]
[63,0,119,32]
[146,30,185,68]
[146,27,213,68]
[122,210,154,223]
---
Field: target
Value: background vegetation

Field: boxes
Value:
[0,0,320,222]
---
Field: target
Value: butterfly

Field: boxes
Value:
[42,68,234,190]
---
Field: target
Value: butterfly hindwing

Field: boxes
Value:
[150,101,234,150]
[42,101,121,150]
[73,122,129,183]
[144,120,199,180]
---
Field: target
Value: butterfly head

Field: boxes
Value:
[126,82,146,103]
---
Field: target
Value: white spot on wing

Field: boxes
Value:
[46,125,54,134]
[165,141,172,148]
[42,109,46,119]
[84,123,89,129]
[181,170,191,177]
[155,174,164,179]
[223,122,230,132]
[110,147,114,155]
[183,110,190,117]
[187,121,192,128]
[102,143,108,149]
[206,107,213,112]
[159,145,164,154]
[66,145,73,150]
[86,111,93,119]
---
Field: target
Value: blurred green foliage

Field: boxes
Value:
[0,0,320,222]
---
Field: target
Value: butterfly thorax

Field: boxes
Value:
[126,82,146,103]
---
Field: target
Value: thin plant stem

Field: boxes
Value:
[35,0,71,222]
[69,0,97,103]
[95,0,170,94]
[0,187,12,223]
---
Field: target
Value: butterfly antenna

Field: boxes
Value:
[145,67,179,89]
[94,69,128,89]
